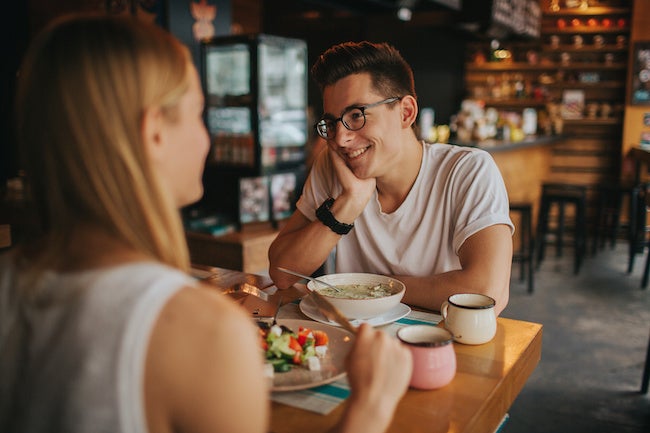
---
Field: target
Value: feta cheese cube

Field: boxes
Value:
[315,345,328,358]
[306,356,321,371]
[270,325,283,337]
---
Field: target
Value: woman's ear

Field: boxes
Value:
[142,106,165,162]
[400,95,418,129]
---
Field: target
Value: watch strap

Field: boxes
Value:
[316,198,354,235]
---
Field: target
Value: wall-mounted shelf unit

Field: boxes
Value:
[462,0,632,225]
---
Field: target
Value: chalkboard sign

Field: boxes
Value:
[462,0,540,39]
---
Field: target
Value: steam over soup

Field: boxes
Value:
[317,283,393,299]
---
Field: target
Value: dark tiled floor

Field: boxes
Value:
[502,243,650,433]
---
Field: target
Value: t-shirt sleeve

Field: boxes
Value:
[450,150,514,254]
[295,150,342,221]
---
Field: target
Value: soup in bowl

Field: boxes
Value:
[307,273,406,319]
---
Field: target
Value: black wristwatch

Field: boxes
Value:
[316,198,354,235]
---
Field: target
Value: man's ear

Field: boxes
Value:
[142,106,165,162]
[400,95,418,129]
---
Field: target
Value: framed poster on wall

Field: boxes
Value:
[631,42,650,105]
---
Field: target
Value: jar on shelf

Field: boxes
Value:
[526,50,539,65]
[600,102,612,119]
[593,35,604,49]
[572,35,584,49]
[550,35,560,49]
[561,52,571,66]
[586,102,598,119]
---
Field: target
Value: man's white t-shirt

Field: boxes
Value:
[296,142,514,276]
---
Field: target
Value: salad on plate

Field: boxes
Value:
[258,322,329,374]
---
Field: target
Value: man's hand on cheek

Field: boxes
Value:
[328,147,376,202]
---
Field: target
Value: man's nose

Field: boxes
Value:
[333,123,354,147]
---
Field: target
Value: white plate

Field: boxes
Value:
[270,319,354,392]
[300,296,411,328]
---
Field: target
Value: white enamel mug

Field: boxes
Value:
[441,293,497,345]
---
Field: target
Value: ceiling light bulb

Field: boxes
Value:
[397,7,412,21]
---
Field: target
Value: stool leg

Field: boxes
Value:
[642,247,650,289]
[628,186,639,274]
[611,191,624,249]
[519,210,530,281]
[519,221,526,282]
[641,328,650,394]
[526,209,534,294]
[536,198,550,268]
[557,202,565,257]
[575,200,586,275]
[592,191,604,256]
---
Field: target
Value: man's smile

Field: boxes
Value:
[345,145,371,160]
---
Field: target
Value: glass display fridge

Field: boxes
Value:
[187,34,308,231]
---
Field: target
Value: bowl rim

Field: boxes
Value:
[307,273,406,299]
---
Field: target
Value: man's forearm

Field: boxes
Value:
[268,220,341,288]
[397,269,510,316]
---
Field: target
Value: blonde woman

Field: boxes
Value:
[0,14,411,433]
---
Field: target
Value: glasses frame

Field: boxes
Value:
[314,96,401,140]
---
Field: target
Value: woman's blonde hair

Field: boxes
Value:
[15,13,193,271]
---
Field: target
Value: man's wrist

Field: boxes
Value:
[316,198,354,235]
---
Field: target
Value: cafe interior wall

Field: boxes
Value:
[257,0,469,127]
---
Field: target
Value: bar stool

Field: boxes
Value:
[535,182,588,275]
[627,182,650,275]
[510,203,534,293]
[592,183,633,255]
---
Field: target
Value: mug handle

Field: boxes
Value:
[441,301,449,320]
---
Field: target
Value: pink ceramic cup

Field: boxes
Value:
[396,325,456,390]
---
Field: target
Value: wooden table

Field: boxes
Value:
[270,317,542,433]
[196,266,543,433]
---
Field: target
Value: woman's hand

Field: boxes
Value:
[333,324,412,433]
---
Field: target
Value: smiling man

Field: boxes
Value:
[268,41,514,316]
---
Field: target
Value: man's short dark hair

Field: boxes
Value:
[310,41,416,100]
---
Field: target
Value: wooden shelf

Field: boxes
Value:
[562,117,622,126]
[542,26,630,34]
[542,45,627,53]
[546,81,624,89]
[473,98,548,108]
[543,7,630,16]
[466,62,555,72]
[467,62,626,72]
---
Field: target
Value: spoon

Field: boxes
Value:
[276,267,342,293]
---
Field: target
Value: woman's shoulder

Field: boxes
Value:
[144,282,268,433]
[161,281,253,330]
